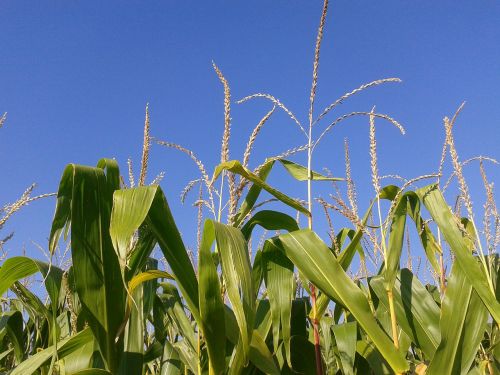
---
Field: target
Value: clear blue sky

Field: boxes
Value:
[1,1,499,265]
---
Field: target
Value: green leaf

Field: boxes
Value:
[198,220,226,374]
[210,220,254,364]
[384,193,408,290]
[233,159,275,227]
[427,261,489,375]
[0,311,24,364]
[417,184,500,322]
[118,285,144,375]
[370,269,441,359]
[158,283,197,351]
[262,239,295,366]
[160,341,182,375]
[241,210,299,241]
[212,160,310,217]
[0,257,63,313]
[224,307,280,375]
[109,185,200,323]
[356,340,392,375]
[276,229,409,373]
[277,159,344,181]
[332,322,357,375]
[49,163,125,372]
[70,370,113,375]
[11,328,94,375]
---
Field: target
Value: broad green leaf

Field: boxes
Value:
[370,269,441,359]
[254,299,272,339]
[198,220,226,374]
[417,184,500,322]
[405,193,441,273]
[289,335,316,375]
[384,193,407,290]
[241,210,299,241]
[128,270,173,299]
[210,220,254,364]
[233,159,275,227]
[110,186,157,276]
[276,229,409,373]
[126,228,157,280]
[49,163,125,372]
[11,328,94,375]
[356,340,392,375]
[109,185,200,323]
[262,239,295,366]
[212,160,310,217]
[277,159,344,181]
[118,285,144,375]
[0,257,63,313]
[224,307,280,375]
[428,261,489,375]
[71,370,113,375]
[159,283,197,351]
[160,341,182,375]
[0,310,24,363]
[332,322,357,375]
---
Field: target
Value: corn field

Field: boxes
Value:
[0,1,499,374]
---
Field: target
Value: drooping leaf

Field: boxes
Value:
[109,185,200,323]
[233,159,275,227]
[0,257,63,313]
[0,310,24,364]
[417,184,500,322]
[277,159,344,182]
[276,229,409,373]
[241,210,298,241]
[11,328,94,375]
[212,160,310,217]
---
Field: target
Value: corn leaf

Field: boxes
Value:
[332,322,357,375]
[427,261,489,375]
[49,163,125,372]
[212,160,310,217]
[417,184,500,322]
[277,159,344,181]
[11,328,94,375]
[276,229,409,373]
[233,159,275,227]
[370,269,441,359]
[109,185,200,323]
[241,210,298,241]
[209,220,254,364]
[160,341,182,375]
[198,219,226,374]
[262,238,295,366]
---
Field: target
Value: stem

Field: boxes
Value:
[387,289,400,349]
[437,228,446,296]
[310,285,323,375]
[217,172,225,222]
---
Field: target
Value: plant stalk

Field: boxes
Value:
[310,285,323,375]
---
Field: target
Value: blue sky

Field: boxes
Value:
[1,1,499,266]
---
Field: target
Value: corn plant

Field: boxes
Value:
[0,1,499,375]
